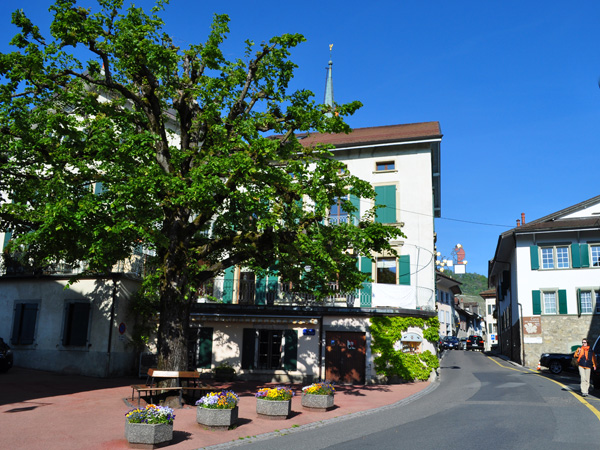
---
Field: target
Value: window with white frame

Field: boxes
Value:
[591,245,600,267]
[543,291,557,314]
[580,290,594,314]
[579,289,600,314]
[541,245,570,269]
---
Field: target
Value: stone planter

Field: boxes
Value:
[301,393,334,411]
[256,398,291,420]
[196,406,238,430]
[124,421,173,448]
[214,368,236,382]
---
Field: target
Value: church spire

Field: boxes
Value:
[324,44,334,116]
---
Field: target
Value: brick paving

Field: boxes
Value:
[0,367,431,449]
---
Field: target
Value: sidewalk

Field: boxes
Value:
[0,367,433,449]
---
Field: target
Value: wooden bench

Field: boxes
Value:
[130,369,212,407]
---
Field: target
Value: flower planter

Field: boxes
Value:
[196,406,238,430]
[301,393,334,411]
[256,398,291,420]
[124,421,173,448]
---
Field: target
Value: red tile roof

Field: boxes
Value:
[298,121,442,148]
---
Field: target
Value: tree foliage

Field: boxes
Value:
[447,272,488,296]
[0,0,404,370]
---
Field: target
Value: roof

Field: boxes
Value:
[499,194,600,239]
[489,194,600,278]
[298,122,442,148]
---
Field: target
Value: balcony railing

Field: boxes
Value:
[196,278,372,307]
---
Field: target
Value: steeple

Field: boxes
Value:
[324,44,334,116]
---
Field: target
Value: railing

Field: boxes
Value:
[196,278,372,307]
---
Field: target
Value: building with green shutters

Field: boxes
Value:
[489,195,600,368]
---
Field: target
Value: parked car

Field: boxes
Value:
[538,351,576,375]
[441,336,460,350]
[466,335,484,351]
[0,338,13,372]
[459,337,467,350]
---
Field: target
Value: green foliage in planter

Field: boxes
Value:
[370,316,440,381]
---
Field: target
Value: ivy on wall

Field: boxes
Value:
[370,316,440,381]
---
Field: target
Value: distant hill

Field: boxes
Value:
[447,272,488,296]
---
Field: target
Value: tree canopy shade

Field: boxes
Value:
[0,0,404,370]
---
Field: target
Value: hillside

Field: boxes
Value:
[447,272,488,296]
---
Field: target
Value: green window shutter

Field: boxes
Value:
[374,185,396,223]
[241,328,256,370]
[532,290,541,315]
[360,257,372,306]
[222,266,235,304]
[349,194,360,225]
[577,289,582,317]
[255,277,266,305]
[571,243,581,268]
[267,274,278,305]
[94,182,105,195]
[580,244,590,268]
[558,290,567,315]
[2,230,12,251]
[399,255,410,285]
[530,246,539,270]
[197,327,213,369]
[283,329,298,370]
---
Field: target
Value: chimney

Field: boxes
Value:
[516,219,521,227]
[521,212,526,225]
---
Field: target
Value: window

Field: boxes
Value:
[580,291,593,314]
[591,245,600,267]
[578,289,600,314]
[543,291,557,314]
[258,330,283,369]
[11,302,39,345]
[540,245,570,269]
[329,196,348,225]
[376,161,395,171]
[62,301,91,347]
[377,258,396,284]
[242,328,297,370]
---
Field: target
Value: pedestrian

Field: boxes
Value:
[574,338,597,397]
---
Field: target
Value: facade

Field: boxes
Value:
[489,195,600,368]
[436,271,461,337]
[480,289,497,350]
[190,121,443,383]
[0,274,141,377]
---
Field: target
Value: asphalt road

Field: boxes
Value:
[214,350,600,450]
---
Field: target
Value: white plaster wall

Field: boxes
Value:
[0,277,139,377]
[515,233,600,317]
[333,145,436,310]
[204,321,320,383]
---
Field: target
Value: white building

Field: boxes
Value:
[489,195,600,367]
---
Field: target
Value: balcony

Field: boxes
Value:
[195,278,435,311]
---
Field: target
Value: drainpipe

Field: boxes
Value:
[106,276,118,377]
[318,315,324,382]
[518,302,525,366]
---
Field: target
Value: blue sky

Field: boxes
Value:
[1,1,599,277]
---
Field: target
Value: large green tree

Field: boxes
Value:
[0,0,403,370]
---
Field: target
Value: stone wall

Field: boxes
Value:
[522,316,600,369]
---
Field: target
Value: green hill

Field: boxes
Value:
[447,272,488,296]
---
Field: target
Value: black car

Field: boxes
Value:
[441,336,460,350]
[0,338,13,372]
[466,335,484,351]
[538,351,576,374]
